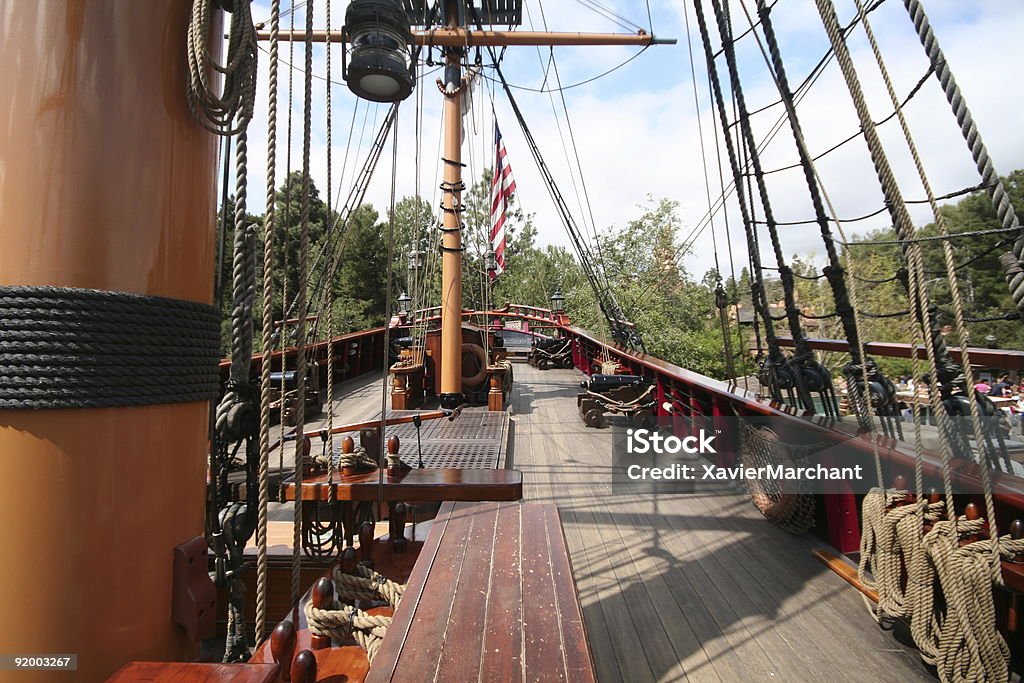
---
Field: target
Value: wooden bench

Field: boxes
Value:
[367,501,596,682]
[284,468,522,552]
[283,468,523,503]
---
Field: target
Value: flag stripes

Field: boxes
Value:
[489,124,516,279]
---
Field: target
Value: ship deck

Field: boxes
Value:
[277,362,933,681]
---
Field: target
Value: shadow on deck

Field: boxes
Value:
[510,362,932,683]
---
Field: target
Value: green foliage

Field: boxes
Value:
[824,170,1024,368]
[587,197,744,378]
[218,167,1023,382]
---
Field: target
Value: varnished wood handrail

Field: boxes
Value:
[776,336,1024,371]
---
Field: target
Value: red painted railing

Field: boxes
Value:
[560,324,1024,589]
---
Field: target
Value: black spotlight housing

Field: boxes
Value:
[343,0,415,103]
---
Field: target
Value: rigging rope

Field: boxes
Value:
[291,0,314,610]
[628,0,890,302]
[681,0,739,380]
[186,0,257,135]
[692,0,787,404]
[813,1,1015,678]
[712,0,829,416]
[254,0,281,645]
[750,0,890,430]
[187,0,261,660]
[900,0,1024,321]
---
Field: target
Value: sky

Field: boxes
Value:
[237,0,1024,285]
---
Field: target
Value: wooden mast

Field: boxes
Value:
[0,2,222,680]
[259,15,672,410]
[439,0,466,408]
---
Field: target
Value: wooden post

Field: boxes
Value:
[310,578,334,650]
[359,521,375,569]
[391,368,409,410]
[271,621,297,681]
[340,436,356,477]
[361,426,381,466]
[392,503,408,554]
[387,436,403,478]
[1008,519,1022,633]
[438,1,465,410]
[0,2,221,678]
[291,650,318,683]
[963,502,982,545]
[487,365,506,411]
[340,547,358,574]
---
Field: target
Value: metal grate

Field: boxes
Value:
[386,410,508,469]
[471,0,523,26]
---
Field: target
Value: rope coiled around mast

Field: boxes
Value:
[0,286,220,409]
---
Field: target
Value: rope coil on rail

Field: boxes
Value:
[0,285,220,409]
[304,565,407,662]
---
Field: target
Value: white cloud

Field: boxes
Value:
[236,0,1024,287]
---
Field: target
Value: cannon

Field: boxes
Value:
[528,336,574,370]
[269,364,323,427]
[577,374,656,429]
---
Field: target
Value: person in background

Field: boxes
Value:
[1013,391,1024,437]
[974,378,992,394]
[990,373,1012,398]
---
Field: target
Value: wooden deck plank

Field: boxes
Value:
[513,383,626,683]
[533,415,653,682]
[531,384,746,681]
[521,503,570,682]
[478,503,525,683]
[434,502,501,682]
[543,424,692,683]
[511,362,933,683]
[524,382,635,682]
[671,487,927,679]
[387,503,474,683]
[366,502,468,683]
[541,503,597,683]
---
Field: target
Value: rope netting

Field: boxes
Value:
[738,425,819,534]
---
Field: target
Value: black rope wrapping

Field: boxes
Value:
[0,286,221,409]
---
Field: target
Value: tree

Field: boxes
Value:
[272,171,331,319]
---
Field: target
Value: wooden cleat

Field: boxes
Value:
[359,521,375,568]
[270,620,297,681]
[291,649,317,683]
[310,577,334,650]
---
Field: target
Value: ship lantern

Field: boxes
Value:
[343,0,415,103]
[485,249,497,274]
[408,248,424,271]
[550,289,565,314]
[398,291,412,315]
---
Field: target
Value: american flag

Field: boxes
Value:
[489,123,516,280]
